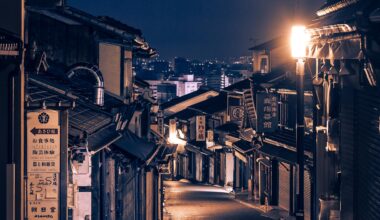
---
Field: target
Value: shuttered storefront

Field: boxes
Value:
[340,87,355,220]
[304,170,311,220]
[196,153,203,182]
[279,163,290,211]
[209,157,215,184]
[355,88,380,220]
[220,152,226,184]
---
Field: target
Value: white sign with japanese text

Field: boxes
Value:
[28,200,59,220]
[27,110,60,173]
[27,110,60,220]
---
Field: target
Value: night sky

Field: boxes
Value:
[70,0,324,60]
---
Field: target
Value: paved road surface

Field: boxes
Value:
[163,180,271,220]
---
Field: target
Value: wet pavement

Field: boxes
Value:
[163,180,271,220]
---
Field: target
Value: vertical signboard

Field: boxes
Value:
[27,110,60,220]
[196,115,206,141]
[157,110,164,136]
[256,93,278,133]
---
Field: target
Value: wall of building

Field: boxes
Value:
[99,42,122,97]
[225,152,234,187]
[28,13,96,67]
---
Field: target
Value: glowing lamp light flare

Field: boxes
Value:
[291,25,309,59]
[167,136,187,146]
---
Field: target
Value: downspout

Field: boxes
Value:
[66,63,105,106]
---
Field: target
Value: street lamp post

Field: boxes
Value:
[291,25,308,220]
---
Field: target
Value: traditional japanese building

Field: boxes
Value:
[304,0,380,219]
[23,1,162,220]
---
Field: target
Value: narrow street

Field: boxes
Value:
[164,181,270,220]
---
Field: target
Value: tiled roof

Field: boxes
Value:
[189,92,227,114]
[97,16,142,36]
[263,129,313,152]
[86,124,122,152]
[164,108,199,123]
[113,130,157,161]
[309,0,376,28]
[160,87,214,110]
[233,140,254,153]
[258,143,299,164]
[27,74,119,151]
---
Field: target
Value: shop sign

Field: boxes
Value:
[196,115,206,141]
[256,93,278,133]
[229,106,244,123]
[27,110,60,220]
[27,110,60,173]
[27,173,59,201]
[157,110,164,135]
[27,200,59,220]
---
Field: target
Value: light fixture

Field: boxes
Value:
[291,25,309,59]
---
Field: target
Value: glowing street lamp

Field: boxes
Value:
[291,25,308,220]
[167,119,187,146]
[291,25,309,59]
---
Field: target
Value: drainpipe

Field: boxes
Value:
[66,63,105,106]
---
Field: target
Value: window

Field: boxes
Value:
[260,57,269,73]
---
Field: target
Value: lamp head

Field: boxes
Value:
[291,25,309,59]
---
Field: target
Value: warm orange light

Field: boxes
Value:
[167,136,187,146]
[291,25,309,58]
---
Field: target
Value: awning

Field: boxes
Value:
[258,143,298,164]
[113,130,157,161]
[207,144,223,150]
[87,124,122,153]
[233,139,254,154]
[185,144,201,154]
[185,142,212,156]
[201,148,213,156]
[306,32,363,60]
[156,146,175,164]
